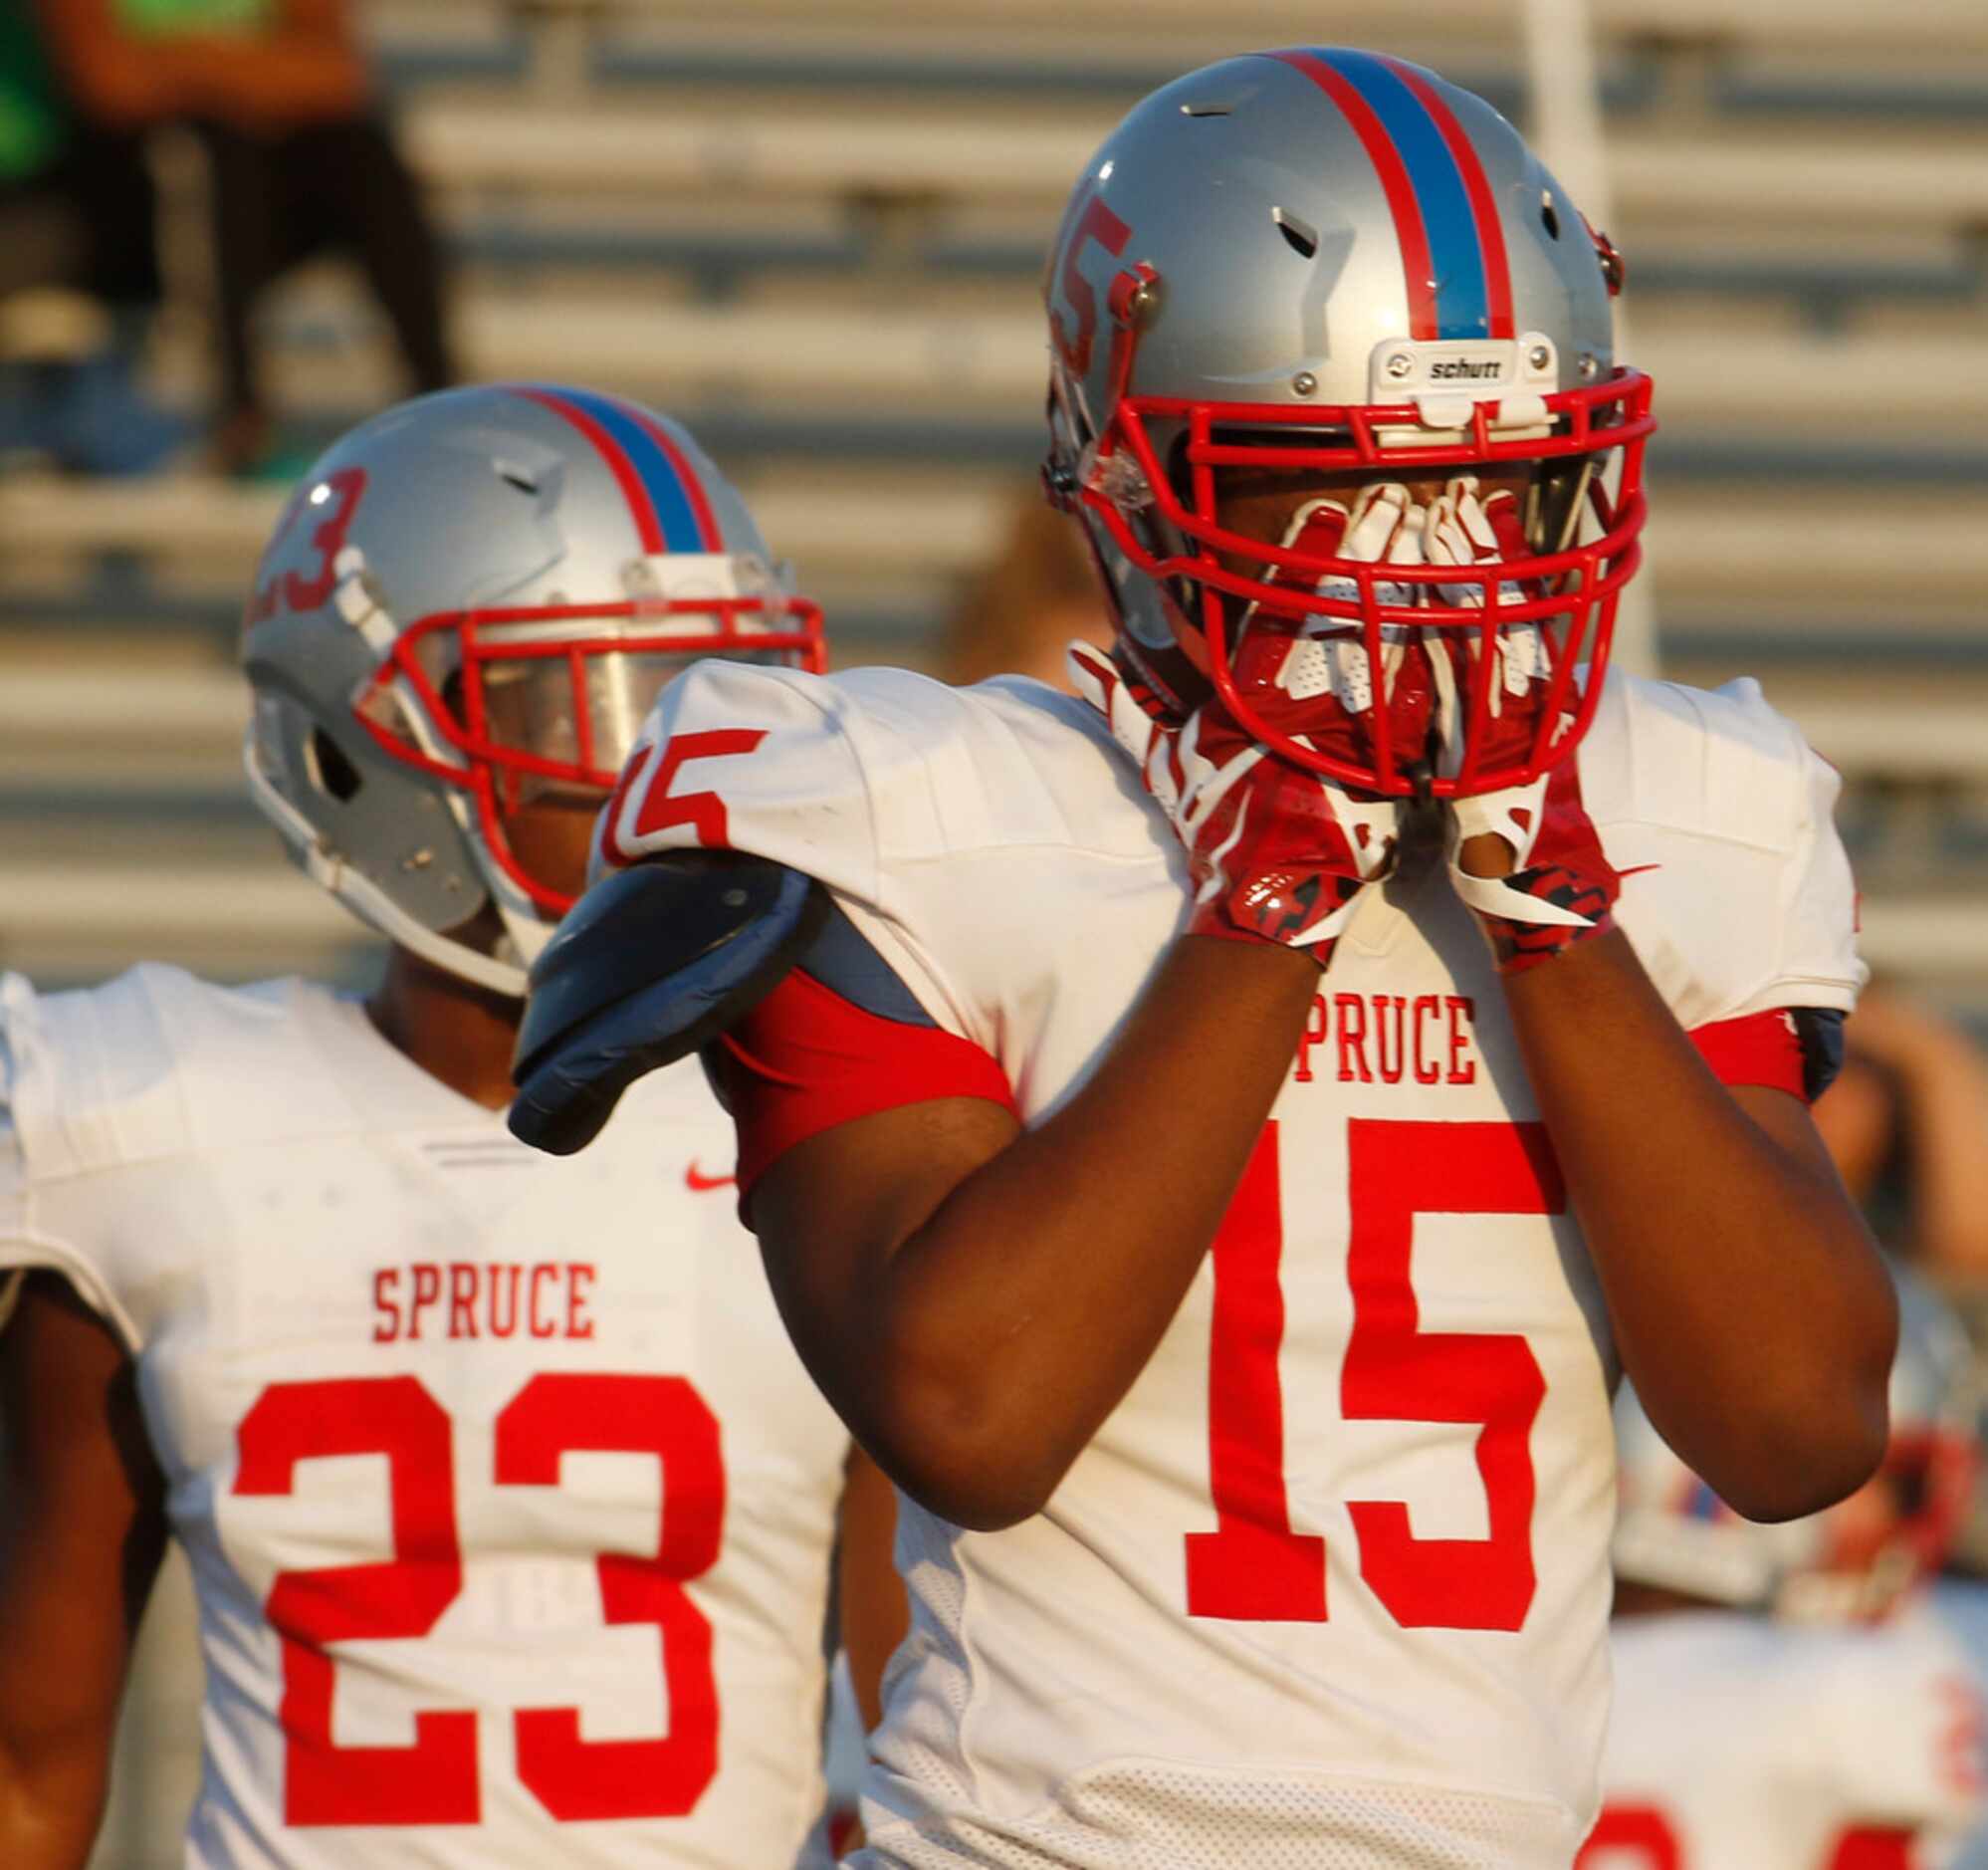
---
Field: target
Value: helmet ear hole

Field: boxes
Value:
[307,728,363,803]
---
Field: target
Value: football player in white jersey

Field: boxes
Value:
[1587,1272,1985,1869]
[0,384,901,1868]
[509,53,1896,1869]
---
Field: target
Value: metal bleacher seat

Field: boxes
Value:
[404,96,1988,239]
[446,0,1988,56]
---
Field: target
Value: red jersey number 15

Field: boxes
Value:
[1188,1117,1560,1631]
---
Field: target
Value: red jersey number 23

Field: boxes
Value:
[233,1370,724,1827]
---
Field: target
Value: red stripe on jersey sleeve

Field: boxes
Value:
[1825,1830,1913,1870]
[714,968,1016,1208]
[1687,1009,1808,1099]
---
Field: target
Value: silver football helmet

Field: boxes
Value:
[1041,47,1654,798]
[1614,1266,1978,1621]
[242,384,823,996]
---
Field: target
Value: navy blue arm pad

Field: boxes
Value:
[1793,1006,1847,1104]
[507,852,828,1157]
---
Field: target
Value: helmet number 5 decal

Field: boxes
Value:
[1050,192,1132,376]
[1187,1117,1556,1630]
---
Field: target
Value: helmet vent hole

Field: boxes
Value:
[307,728,362,803]
[495,459,541,494]
[1272,207,1319,260]
[1540,191,1562,240]
[1180,101,1232,117]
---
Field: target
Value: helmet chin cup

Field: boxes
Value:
[242,729,531,998]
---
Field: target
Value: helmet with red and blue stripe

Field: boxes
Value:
[242,384,823,996]
[1041,48,1654,798]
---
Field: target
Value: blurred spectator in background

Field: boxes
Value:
[33,0,455,476]
[0,3,185,472]
[941,488,1112,687]
[1816,983,1988,1282]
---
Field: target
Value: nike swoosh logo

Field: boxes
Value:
[685,1164,737,1193]
[1617,863,1662,881]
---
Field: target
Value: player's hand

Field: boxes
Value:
[1442,761,1620,971]
[1420,474,1561,775]
[1225,481,1439,785]
[1420,476,1619,971]
[1067,641,1397,967]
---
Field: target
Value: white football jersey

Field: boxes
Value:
[1928,1582,1988,1870]
[0,965,850,1869]
[1584,1607,1986,1869]
[599,661,1863,1869]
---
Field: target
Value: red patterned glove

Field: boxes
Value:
[1067,641,1398,967]
[1419,476,1620,972]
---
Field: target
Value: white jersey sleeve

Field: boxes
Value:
[1580,672,1865,1031]
[599,662,1161,1062]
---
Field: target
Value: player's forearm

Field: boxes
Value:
[775,937,1317,1529]
[0,1596,125,1870]
[0,1734,110,1870]
[1504,930,1892,1519]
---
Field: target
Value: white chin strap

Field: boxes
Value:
[244,734,532,998]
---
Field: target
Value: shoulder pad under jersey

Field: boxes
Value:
[0,964,325,1178]
[1581,671,1864,1028]
[510,851,827,1157]
[1,965,340,1346]
[596,661,1162,893]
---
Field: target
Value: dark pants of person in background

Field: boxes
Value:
[0,127,159,306]
[198,114,453,468]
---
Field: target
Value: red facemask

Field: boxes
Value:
[1068,369,1655,798]
[353,596,825,913]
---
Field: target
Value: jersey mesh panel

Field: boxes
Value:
[880,1547,978,1806]
[866,1765,1573,1868]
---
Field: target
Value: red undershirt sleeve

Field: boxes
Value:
[710,967,1016,1209]
[1686,1008,1811,1100]
[715,982,1818,1217]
